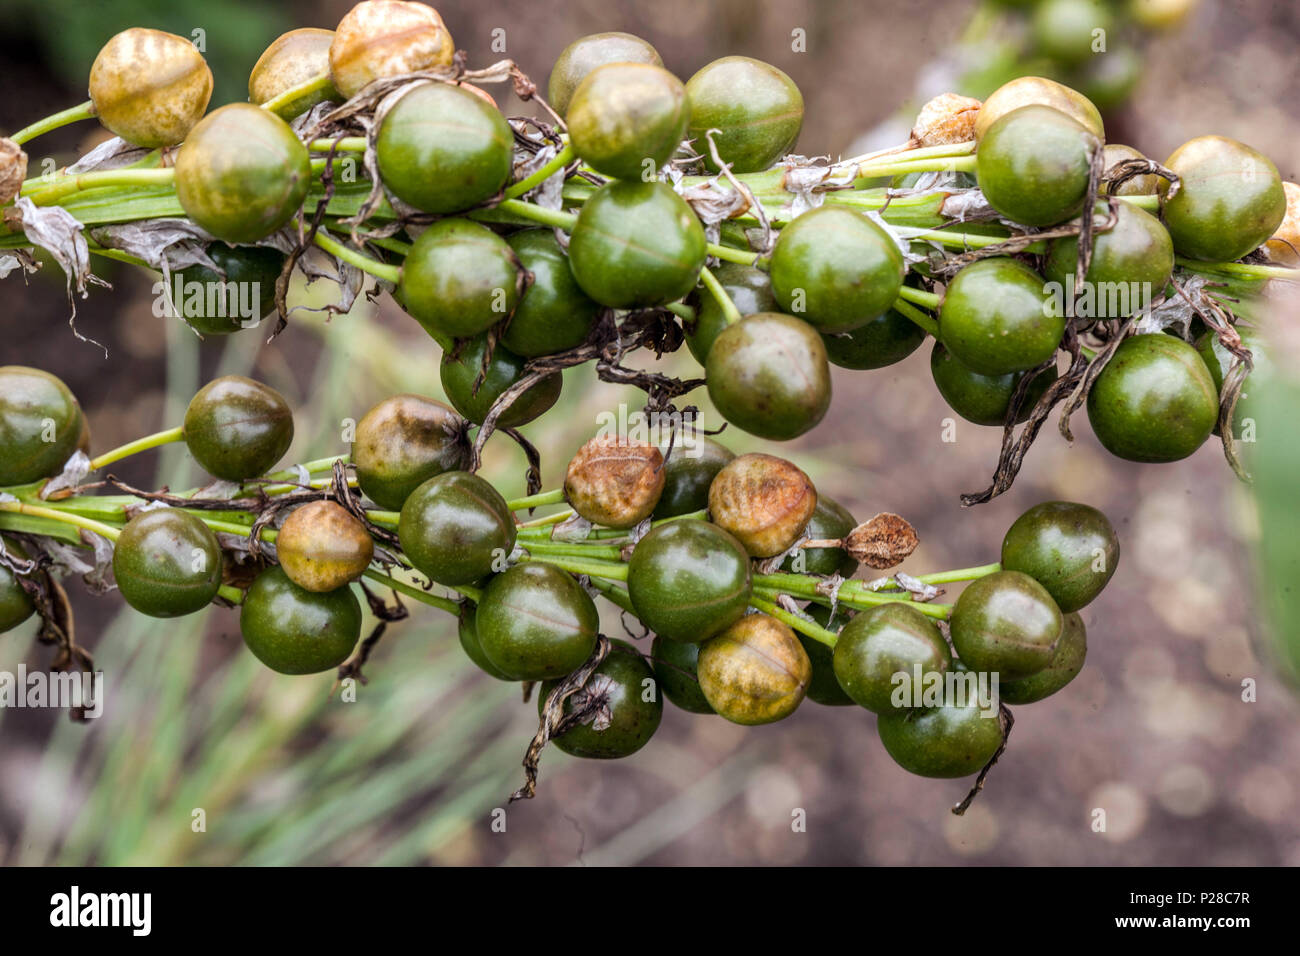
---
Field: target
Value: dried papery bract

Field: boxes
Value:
[564,436,665,529]
[910,92,981,148]
[276,501,375,593]
[249,28,337,106]
[329,0,456,99]
[0,139,27,205]
[707,453,817,558]
[89,28,213,147]
[845,513,919,570]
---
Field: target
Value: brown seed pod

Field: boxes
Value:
[276,500,375,593]
[910,92,981,148]
[697,612,811,725]
[88,28,213,148]
[351,394,471,512]
[564,436,665,529]
[707,453,817,557]
[844,512,919,570]
[329,0,456,99]
[1263,181,1300,266]
[0,138,27,205]
[249,28,337,106]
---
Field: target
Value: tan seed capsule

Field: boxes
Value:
[276,501,375,593]
[1263,181,1300,266]
[697,613,811,725]
[844,512,919,570]
[564,436,665,528]
[973,76,1104,142]
[0,138,27,205]
[707,453,817,557]
[88,28,213,147]
[910,92,981,148]
[329,0,456,99]
[249,28,337,106]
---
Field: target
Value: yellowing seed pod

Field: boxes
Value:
[707,453,817,558]
[276,501,375,593]
[249,28,337,107]
[329,0,456,99]
[88,28,213,147]
[564,436,665,529]
[1263,181,1300,266]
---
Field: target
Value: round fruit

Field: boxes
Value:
[112,509,223,618]
[174,104,310,243]
[976,104,1098,227]
[708,453,817,558]
[566,63,688,180]
[567,181,706,308]
[877,693,1004,778]
[950,570,1063,681]
[183,375,293,480]
[685,56,803,173]
[1032,0,1113,65]
[1196,326,1270,436]
[376,82,513,215]
[705,313,831,441]
[627,519,752,643]
[398,218,520,341]
[650,635,714,714]
[802,604,855,706]
[0,538,36,634]
[564,436,665,528]
[352,394,471,511]
[457,603,513,680]
[439,333,562,427]
[684,262,777,365]
[1043,202,1174,314]
[821,309,926,371]
[930,342,1057,427]
[653,435,734,519]
[1262,181,1300,266]
[768,206,906,333]
[0,366,84,486]
[174,244,286,335]
[329,0,455,99]
[275,500,374,593]
[240,566,361,675]
[548,32,663,116]
[89,28,212,147]
[1001,501,1119,613]
[696,613,811,725]
[502,230,601,357]
[249,28,337,108]
[1072,43,1141,113]
[998,611,1087,704]
[1160,135,1287,262]
[540,639,663,758]
[398,471,515,587]
[973,75,1104,142]
[1085,333,1218,462]
[939,258,1062,376]
[475,563,599,681]
[780,495,857,578]
[1102,144,1159,196]
[832,603,951,713]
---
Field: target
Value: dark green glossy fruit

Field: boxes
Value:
[568,181,706,308]
[652,435,734,518]
[174,103,310,243]
[974,76,1104,142]
[705,313,831,441]
[0,538,36,633]
[183,375,293,480]
[780,495,857,578]
[564,436,664,528]
[548,32,663,116]
[803,603,854,706]
[832,603,951,713]
[376,81,513,215]
[457,602,513,680]
[475,563,599,681]
[567,62,688,180]
[939,257,1062,376]
[650,635,714,714]
[398,471,515,587]
[708,453,817,558]
[174,244,285,335]
[976,104,1098,227]
[821,309,925,370]
[930,342,1057,426]
[696,612,811,725]
[540,639,663,758]
[999,611,1087,704]
[1197,326,1270,437]
[439,333,562,427]
[352,394,471,511]
[1032,0,1113,65]
[684,263,777,365]
[502,230,600,357]
[769,206,905,333]
[112,509,223,617]
[628,519,751,643]
[240,565,361,675]
[877,693,1004,778]
[1043,202,1174,315]
[950,570,1063,680]
[1085,333,1218,462]
[1160,136,1287,262]
[399,219,520,341]
[276,500,374,593]
[1001,501,1119,613]
[0,366,84,486]
[685,56,803,173]
[1102,144,1159,196]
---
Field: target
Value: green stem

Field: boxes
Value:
[854,154,978,182]
[1116,194,1160,212]
[89,426,185,471]
[585,575,635,614]
[313,230,402,284]
[892,297,940,337]
[362,569,461,615]
[522,539,624,561]
[699,265,743,324]
[896,285,942,311]
[495,198,576,231]
[260,71,335,119]
[873,561,1001,589]
[504,143,575,199]
[832,140,976,173]
[1176,256,1299,282]
[708,243,762,266]
[522,553,629,582]
[0,500,121,541]
[308,137,368,152]
[217,585,245,605]
[507,488,565,510]
[753,572,951,619]
[9,99,96,146]
[748,593,839,648]
[907,227,1041,253]
[366,510,400,528]
[23,168,175,204]
[664,302,696,322]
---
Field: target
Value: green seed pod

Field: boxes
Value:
[683,262,777,365]
[705,313,831,441]
[650,635,714,714]
[821,309,926,371]
[1196,326,1270,437]
[352,394,471,511]
[1043,202,1174,315]
[174,104,311,243]
[0,366,85,486]
[780,495,857,578]
[685,56,803,173]
[877,692,1004,778]
[240,565,361,675]
[976,104,1099,227]
[696,613,811,725]
[398,471,515,587]
[457,602,513,680]
[275,500,374,593]
[249,28,338,109]
[801,604,855,706]
[328,0,456,99]
[376,82,514,215]
[939,257,1062,376]
[548,32,663,116]
[502,230,601,358]
[950,570,1063,681]
[999,612,1087,704]
[89,28,213,147]
[627,519,752,644]
[930,342,1058,427]
[112,509,223,618]
[652,435,734,519]
[398,218,520,341]
[183,375,294,480]
[832,603,952,713]
[475,563,599,681]
[1071,44,1141,113]
[567,181,706,308]
[564,436,665,528]
[974,75,1104,142]
[174,244,286,336]
[539,639,663,758]
[1000,501,1119,613]
[1085,333,1218,462]
[0,538,37,634]
[566,62,689,180]
[707,452,817,558]
[438,333,562,428]
[1031,0,1114,65]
